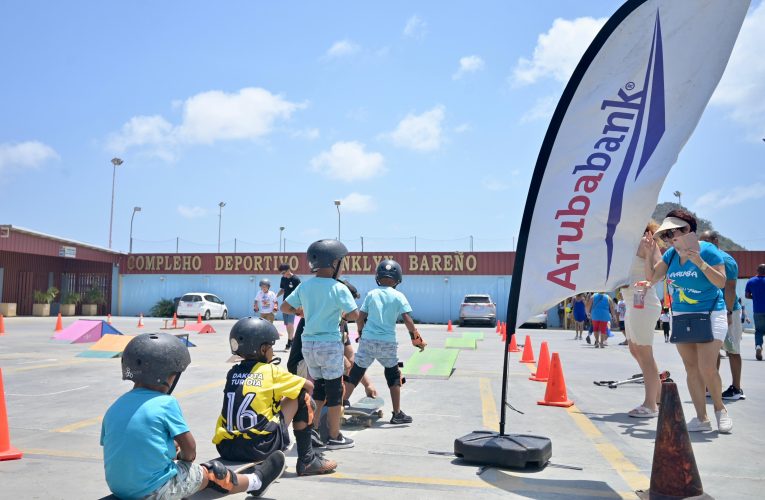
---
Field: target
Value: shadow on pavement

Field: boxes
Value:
[474,465,625,499]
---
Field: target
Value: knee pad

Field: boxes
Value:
[347,363,367,386]
[324,377,344,407]
[201,460,239,493]
[385,364,402,388]
[313,378,326,402]
[295,388,315,425]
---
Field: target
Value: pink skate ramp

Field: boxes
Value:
[52,320,103,343]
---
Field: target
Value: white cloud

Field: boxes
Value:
[403,15,427,39]
[482,178,510,191]
[107,87,304,157]
[511,16,606,86]
[177,205,207,218]
[454,122,471,133]
[0,141,58,171]
[386,105,445,152]
[694,183,765,210]
[520,94,559,123]
[339,192,376,213]
[711,2,765,141]
[452,55,485,80]
[292,128,320,140]
[310,141,386,181]
[325,39,361,59]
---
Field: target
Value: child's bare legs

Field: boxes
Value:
[281,398,308,431]
[344,344,377,398]
[389,384,401,414]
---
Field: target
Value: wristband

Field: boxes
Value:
[700,261,709,271]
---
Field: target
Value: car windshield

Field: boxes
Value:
[464,296,491,304]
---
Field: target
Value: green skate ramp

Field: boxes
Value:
[445,336,477,350]
[402,348,458,380]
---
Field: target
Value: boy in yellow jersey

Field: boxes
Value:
[213,317,336,476]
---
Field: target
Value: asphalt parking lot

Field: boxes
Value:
[0,316,761,499]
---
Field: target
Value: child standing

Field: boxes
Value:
[254,279,278,323]
[280,239,358,449]
[660,308,671,343]
[213,317,336,476]
[344,259,427,424]
[101,332,285,499]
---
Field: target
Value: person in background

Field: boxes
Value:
[572,294,587,340]
[586,292,617,348]
[617,296,627,346]
[254,279,278,323]
[277,264,301,350]
[660,308,671,343]
[745,263,765,361]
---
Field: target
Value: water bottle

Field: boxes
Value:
[633,282,647,309]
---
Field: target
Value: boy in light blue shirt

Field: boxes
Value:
[344,259,426,424]
[281,239,359,449]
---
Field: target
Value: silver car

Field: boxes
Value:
[459,294,497,327]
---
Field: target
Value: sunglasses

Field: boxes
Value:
[659,225,690,242]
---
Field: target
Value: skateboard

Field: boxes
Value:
[594,370,671,389]
[210,457,262,474]
[345,396,385,427]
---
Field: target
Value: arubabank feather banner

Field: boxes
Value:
[510,0,749,330]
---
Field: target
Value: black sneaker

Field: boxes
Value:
[325,432,354,449]
[586,335,591,345]
[248,450,286,497]
[721,385,745,401]
[390,410,413,424]
[757,346,763,361]
[343,399,351,409]
[297,453,337,476]
[285,340,292,350]
[311,428,326,449]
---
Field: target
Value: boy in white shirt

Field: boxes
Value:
[254,279,278,323]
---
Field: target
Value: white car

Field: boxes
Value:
[176,293,228,320]
[459,294,497,327]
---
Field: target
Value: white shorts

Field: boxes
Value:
[672,310,727,343]
[723,309,743,354]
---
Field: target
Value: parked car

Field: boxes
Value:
[176,292,228,320]
[459,294,497,327]
[520,311,548,329]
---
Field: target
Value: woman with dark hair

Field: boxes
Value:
[641,209,732,433]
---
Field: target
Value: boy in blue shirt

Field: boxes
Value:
[101,332,285,499]
[344,259,426,424]
[281,239,359,449]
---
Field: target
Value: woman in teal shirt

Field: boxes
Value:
[642,209,732,434]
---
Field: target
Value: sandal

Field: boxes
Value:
[628,405,658,418]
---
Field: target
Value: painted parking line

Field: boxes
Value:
[53,416,102,433]
[479,377,499,432]
[4,359,91,374]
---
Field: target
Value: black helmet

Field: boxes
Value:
[306,239,348,273]
[229,317,280,357]
[376,259,403,286]
[122,333,191,392]
[259,278,271,287]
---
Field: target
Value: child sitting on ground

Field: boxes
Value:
[213,317,335,476]
[253,279,278,323]
[344,259,426,424]
[101,332,285,499]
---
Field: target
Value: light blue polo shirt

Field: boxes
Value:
[101,388,189,499]
[662,242,725,312]
[360,287,413,343]
[718,249,741,311]
[286,277,358,342]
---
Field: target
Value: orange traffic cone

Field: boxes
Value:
[172,313,178,328]
[530,341,551,382]
[0,368,22,461]
[501,328,506,343]
[538,353,573,407]
[197,312,202,324]
[0,314,4,336]
[638,382,707,499]
[107,314,112,324]
[496,321,501,333]
[137,313,144,328]
[508,332,520,352]
[519,335,535,363]
[447,320,453,332]
[54,313,63,332]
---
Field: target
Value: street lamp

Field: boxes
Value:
[217,202,226,253]
[673,190,682,206]
[129,206,142,254]
[334,200,341,241]
[108,157,123,248]
[279,226,285,252]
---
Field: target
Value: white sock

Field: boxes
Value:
[247,473,261,492]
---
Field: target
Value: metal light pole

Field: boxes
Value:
[129,206,142,253]
[673,190,682,206]
[108,158,123,248]
[217,202,226,252]
[334,200,341,241]
[279,226,285,252]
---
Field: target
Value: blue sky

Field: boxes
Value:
[1,1,763,253]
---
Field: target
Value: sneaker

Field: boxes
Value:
[757,345,763,361]
[721,385,745,401]
[686,417,712,432]
[285,341,292,350]
[390,410,413,424]
[586,335,591,344]
[343,399,351,409]
[325,432,354,450]
[594,341,600,348]
[297,453,337,476]
[715,408,733,434]
[311,428,326,449]
[248,450,286,497]
[619,340,628,346]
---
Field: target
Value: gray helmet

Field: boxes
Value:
[259,278,271,288]
[306,239,348,272]
[229,317,280,357]
[376,259,403,286]
[122,333,191,390]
